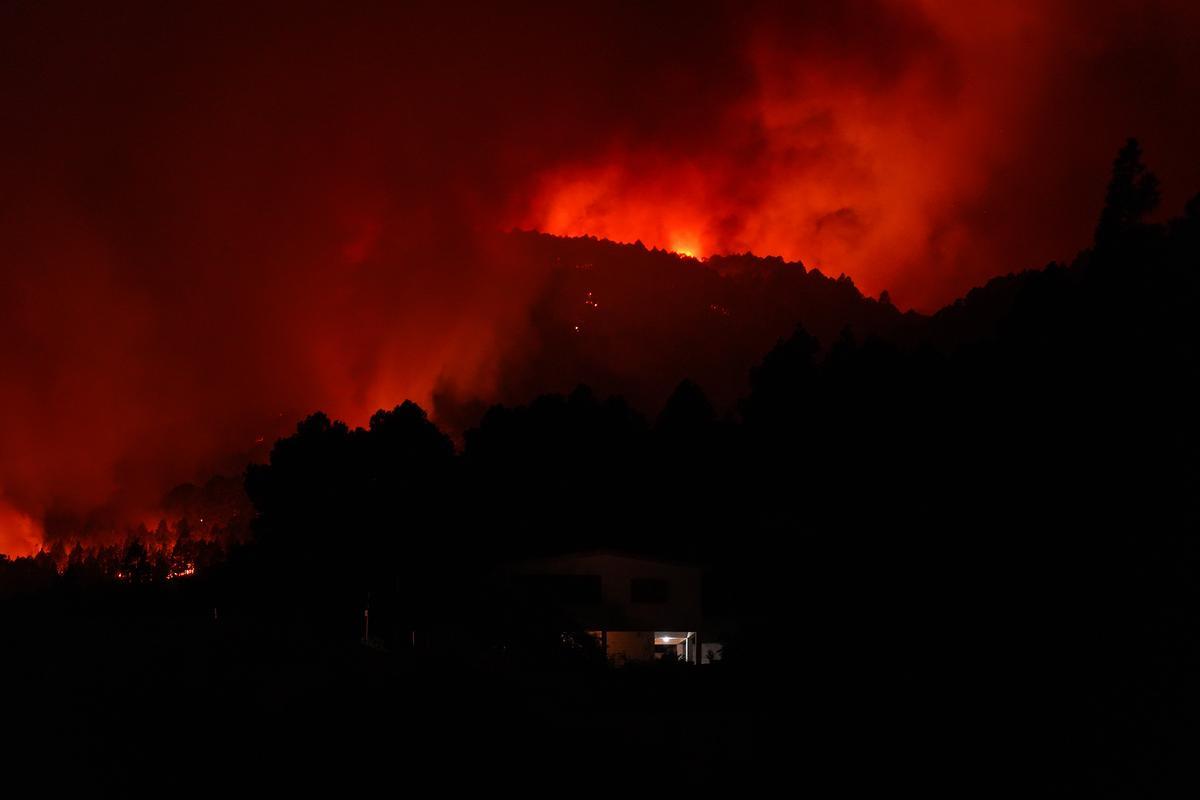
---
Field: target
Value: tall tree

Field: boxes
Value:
[1095,138,1160,249]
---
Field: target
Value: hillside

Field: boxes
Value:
[434,230,921,427]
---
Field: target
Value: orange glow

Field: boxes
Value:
[669,234,702,259]
[0,499,42,558]
[2,1,1199,552]
[514,1,1185,310]
[524,163,716,264]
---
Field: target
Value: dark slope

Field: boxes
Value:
[437,157,1194,431]
[434,230,921,427]
[4,141,1200,796]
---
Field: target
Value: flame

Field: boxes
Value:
[166,563,196,581]
[514,1,1132,310]
[523,163,716,262]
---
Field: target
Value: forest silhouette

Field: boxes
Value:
[3,140,1198,793]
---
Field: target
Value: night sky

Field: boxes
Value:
[2,1,1199,554]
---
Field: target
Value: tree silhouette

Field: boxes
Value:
[1095,137,1160,249]
[739,324,820,438]
[4,137,1198,795]
[655,379,715,436]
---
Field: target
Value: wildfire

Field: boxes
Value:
[669,235,702,259]
[166,563,196,581]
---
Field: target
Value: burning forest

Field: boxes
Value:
[2,2,1200,795]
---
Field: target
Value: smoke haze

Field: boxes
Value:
[2,1,1199,552]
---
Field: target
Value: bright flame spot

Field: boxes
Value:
[524,165,710,263]
[668,233,702,259]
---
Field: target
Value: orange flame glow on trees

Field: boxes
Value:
[2,1,1199,550]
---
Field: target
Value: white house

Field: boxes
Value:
[501,550,724,665]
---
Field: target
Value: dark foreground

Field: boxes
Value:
[5,141,1199,794]
[5,542,1198,798]
[5,591,758,793]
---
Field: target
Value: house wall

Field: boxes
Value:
[504,552,704,632]
[605,630,654,665]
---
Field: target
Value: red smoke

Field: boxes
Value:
[523,1,1200,307]
[2,1,1199,552]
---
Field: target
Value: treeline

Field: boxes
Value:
[8,140,1196,614]
[252,139,1196,551]
[0,518,240,596]
[230,142,1200,767]
[2,140,1196,788]
[439,207,916,428]
[3,139,1196,643]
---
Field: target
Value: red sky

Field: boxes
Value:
[2,1,1199,553]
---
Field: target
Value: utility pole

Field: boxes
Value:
[362,589,371,644]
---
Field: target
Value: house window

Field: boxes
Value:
[631,577,670,603]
